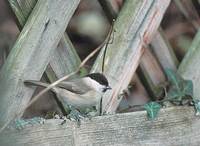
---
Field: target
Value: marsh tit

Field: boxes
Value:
[24,73,111,114]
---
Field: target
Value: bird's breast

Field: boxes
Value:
[55,88,102,108]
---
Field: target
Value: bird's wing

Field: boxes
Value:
[56,79,92,94]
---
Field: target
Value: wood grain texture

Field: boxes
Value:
[139,47,166,98]
[8,0,37,28]
[0,106,198,146]
[7,0,81,117]
[92,0,171,113]
[8,0,81,81]
[98,0,150,107]
[0,0,80,127]
[151,28,179,71]
[178,29,200,100]
[48,34,81,79]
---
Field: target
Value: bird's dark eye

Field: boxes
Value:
[102,88,107,92]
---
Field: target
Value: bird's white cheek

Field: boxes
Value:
[83,77,103,93]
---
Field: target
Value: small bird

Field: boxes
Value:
[24,73,111,116]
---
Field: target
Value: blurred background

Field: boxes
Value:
[0,0,200,118]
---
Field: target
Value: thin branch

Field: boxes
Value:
[102,19,115,73]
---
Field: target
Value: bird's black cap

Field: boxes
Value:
[86,73,109,86]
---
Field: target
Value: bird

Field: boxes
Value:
[24,73,112,117]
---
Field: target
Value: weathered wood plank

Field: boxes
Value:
[92,0,171,113]
[151,28,179,71]
[178,29,200,100]
[0,106,198,146]
[97,0,177,74]
[0,0,80,127]
[98,0,150,106]
[139,47,166,98]
[8,0,37,28]
[48,33,81,79]
[8,0,81,81]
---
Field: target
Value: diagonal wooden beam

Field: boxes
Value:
[178,29,200,100]
[98,0,178,99]
[98,0,150,107]
[151,28,179,71]
[0,0,80,127]
[8,0,81,80]
[92,0,171,114]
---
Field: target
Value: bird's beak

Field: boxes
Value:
[106,86,112,90]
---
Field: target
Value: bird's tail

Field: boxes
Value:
[24,80,50,88]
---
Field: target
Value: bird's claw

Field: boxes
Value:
[67,109,87,126]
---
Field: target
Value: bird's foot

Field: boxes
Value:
[67,109,88,126]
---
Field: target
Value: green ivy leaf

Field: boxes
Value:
[165,69,193,104]
[144,102,161,120]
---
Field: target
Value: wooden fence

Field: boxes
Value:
[1,0,200,145]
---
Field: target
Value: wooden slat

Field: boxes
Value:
[0,0,80,127]
[178,29,200,100]
[98,0,178,74]
[8,0,81,81]
[151,28,179,71]
[98,0,150,108]
[139,47,166,98]
[92,0,171,113]
[8,0,37,28]
[48,33,81,79]
[99,0,150,104]
[0,106,198,146]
